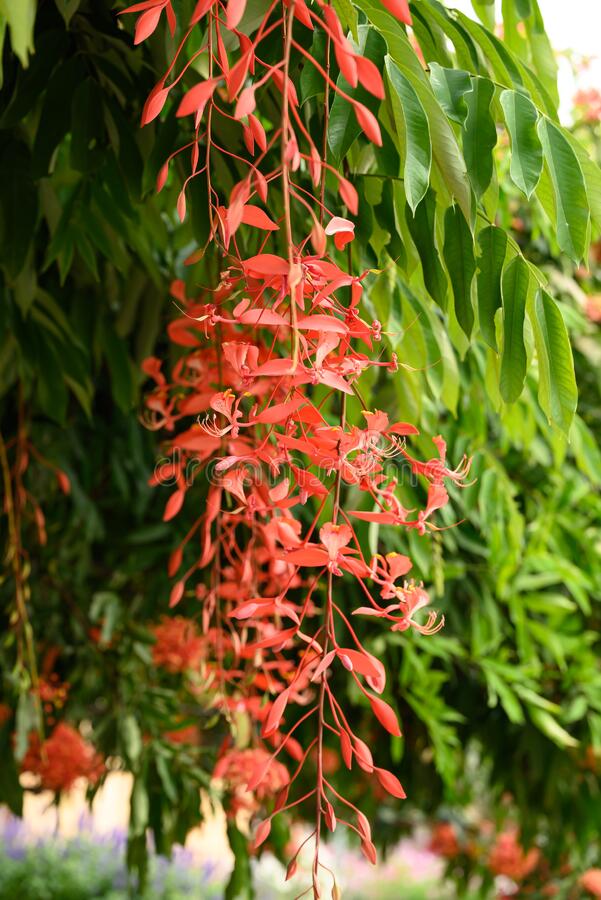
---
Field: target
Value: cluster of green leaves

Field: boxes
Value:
[318,0,598,437]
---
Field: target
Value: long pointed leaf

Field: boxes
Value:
[532,290,577,434]
[500,256,529,402]
[386,57,432,213]
[462,76,497,198]
[537,117,589,262]
[500,89,542,198]
[443,204,475,337]
[477,225,507,351]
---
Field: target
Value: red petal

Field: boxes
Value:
[156,161,169,192]
[243,253,289,276]
[141,84,169,125]
[339,176,358,215]
[337,648,380,679]
[253,397,305,424]
[375,766,407,799]
[240,205,279,231]
[380,0,412,25]
[355,55,385,99]
[285,548,329,566]
[296,314,348,334]
[191,0,215,23]
[56,470,71,494]
[262,689,290,737]
[235,86,256,119]
[360,839,377,866]
[169,580,185,608]
[369,695,402,737]
[252,819,272,850]
[134,6,162,43]
[163,488,185,522]
[167,546,183,577]
[387,422,419,435]
[354,102,382,146]
[340,730,353,769]
[226,0,246,29]
[177,190,186,222]
[177,79,217,117]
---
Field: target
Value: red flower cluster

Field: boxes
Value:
[152,616,205,673]
[580,869,601,898]
[487,829,541,882]
[213,747,289,816]
[123,0,471,891]
[429,822,461,859]
[21,722,104,793]
[574,88,601,123]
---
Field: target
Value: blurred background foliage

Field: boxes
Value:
[0,0,600,897]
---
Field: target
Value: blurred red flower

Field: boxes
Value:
[21,723,104,792]
[152,616,205,673]
[488,830,540,881]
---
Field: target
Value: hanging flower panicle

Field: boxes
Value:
[124,0,472,891]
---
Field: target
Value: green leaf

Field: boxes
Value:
[101,317,135,412]
[428,62,471,124]
[32,56,84,177]
[55,0,81,26]
[470,0,495,30]
[443,204,475,338]
[130,777,149,835]
[0,0,36,67]
[332,0,358,42]
[34,333,68,424]
[406,189,448,310]
[356,0,472,220]
[155,753,178,804]
[537,117,589,262]
[385,57,431,213]
[523,0,559,110]
[462,76,497,198]
[70,77,105,173]
[531,290,577,434]
[529,707,578,749]
[300,30,327,103]
[14,692,38,762]
[571,416,601,486]
[515,0,531,18]
[225,822,254,900]
[500,256,529,403]
[328,25,386,160]
[500,89,542,198]
[477,225,507,351]
[0,139,38,278]
[121,714,143,765]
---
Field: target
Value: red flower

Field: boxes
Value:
[429,822,460,859]
[152,616,205,673]
[21,723,104,793]
[580,869,601,897]
[213,747,289,815]
[487,830,540,881]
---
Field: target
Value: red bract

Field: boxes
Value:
[125,0,472,892]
